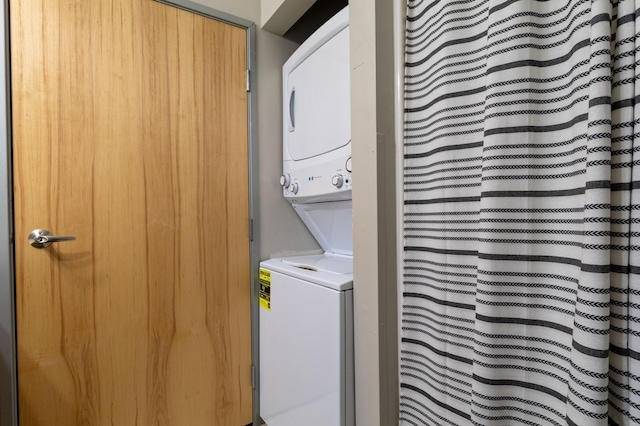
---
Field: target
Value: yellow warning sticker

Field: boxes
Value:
[259,268,271,310]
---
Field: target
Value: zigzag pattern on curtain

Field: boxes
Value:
[401,0,640,425]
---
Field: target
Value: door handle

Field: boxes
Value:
[28,229,76,249]
[288,88,295,132]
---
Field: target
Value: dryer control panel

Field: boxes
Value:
[281,155,352,203]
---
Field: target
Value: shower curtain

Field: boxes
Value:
[400,1,639,425]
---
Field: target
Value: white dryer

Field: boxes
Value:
[279,6,351,206]
[260,7,353,426]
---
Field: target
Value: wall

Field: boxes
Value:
[192,0,256,21]
[0,0,15,424]
[350,0,399,424]
[254,32,321,259]
[261,0,317,35]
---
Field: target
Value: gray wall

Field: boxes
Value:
[254,30,321,259]
[0,0,15,423]
[350,0,399,424]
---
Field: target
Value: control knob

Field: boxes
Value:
[279,173,291,188]
[290,183,299,194]
[331,174,344,188]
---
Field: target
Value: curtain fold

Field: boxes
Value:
[401,1,640,425]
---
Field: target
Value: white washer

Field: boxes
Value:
[259,255,354,426]
[260,7,353,426]
[259,199,353,426]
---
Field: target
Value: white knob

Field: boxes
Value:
[332,174,344,188]
[345,157,352,172]
[290,183,299,194]
[279,173,291,188]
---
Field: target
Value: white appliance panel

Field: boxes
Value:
[282,152,352,203]
[263,254,353,291]
[260,268,353,426]
[284,26,350,162]
[281,7,351,204]
[293,200,353,256]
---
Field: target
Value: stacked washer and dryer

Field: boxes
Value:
[259,7,354,426]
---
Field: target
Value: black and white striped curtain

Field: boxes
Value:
[401,1,640,425]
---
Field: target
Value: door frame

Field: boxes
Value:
[0,1,261,424]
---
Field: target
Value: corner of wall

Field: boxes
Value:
[255,30,322,260]
[350,0,399,424]
[0,0,17,424]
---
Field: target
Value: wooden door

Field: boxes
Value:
[11,0,252,424]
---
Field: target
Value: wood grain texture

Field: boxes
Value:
[11,0,251,424]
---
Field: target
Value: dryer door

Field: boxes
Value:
[285,26,350,161]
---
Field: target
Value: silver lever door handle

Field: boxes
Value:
[28,229,76,249]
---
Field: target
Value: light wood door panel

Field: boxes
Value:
[11,0,251,424]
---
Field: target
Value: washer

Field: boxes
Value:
[259,254,354,426]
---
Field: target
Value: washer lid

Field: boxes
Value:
[292,200,352,256]
[261,254,353,291]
